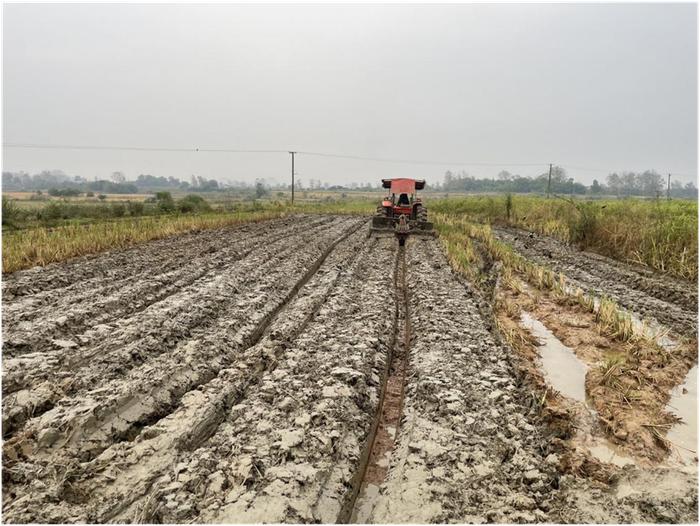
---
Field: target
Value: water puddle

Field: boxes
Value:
[665,365,698,470]
[520,311,639,468]
[628,311,679,351]
[587,441,637,467]
[520,312,587,402]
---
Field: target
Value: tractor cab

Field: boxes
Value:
[381,178,425,218]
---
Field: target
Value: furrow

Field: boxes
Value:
[90,235,397,524]
[492,226,697,335]
[1,218,370,523]
[2,216,332,354]
[2,215,309,298]
[369,236,559,523]
[1,218,360,436]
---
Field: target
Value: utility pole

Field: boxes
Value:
[289,151,296,205]
[546,163,553,198]
[667,173,671,201]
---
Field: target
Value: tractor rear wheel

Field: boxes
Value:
[417,205,428,223]
[375,205,390,217]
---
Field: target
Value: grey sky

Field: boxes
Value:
[3,3,697,186]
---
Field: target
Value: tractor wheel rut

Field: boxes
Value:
[347,244,410,523]
[2,216,337,359]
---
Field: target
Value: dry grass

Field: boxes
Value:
[434,213,649,345]
[432,195,698,280]
[2,198,376,273]
[2,211,287,273]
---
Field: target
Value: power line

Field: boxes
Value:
[561,164,612,174]
[4,143,546,167]
[5,143,695,178]
[4,143,288,154]
[296,150,546,167]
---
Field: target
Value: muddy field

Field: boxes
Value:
[492,226,698,336]
[2,215,697,523]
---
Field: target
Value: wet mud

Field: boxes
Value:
[2,216,697,523]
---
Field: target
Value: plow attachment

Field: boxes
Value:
[370,215,435,246]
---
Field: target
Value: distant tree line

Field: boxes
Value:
[2,170,223,194]
[1,170,381,195]
[2,166,697,199]
[436,166,697,198]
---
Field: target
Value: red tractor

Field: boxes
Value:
[371,178,433,244]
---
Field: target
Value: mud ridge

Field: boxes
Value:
[3,216,334,357]
[492,226,698,335]
[2,218,359,437]
[2,216,336,359]
[2,219,387,523]
[4,219,365,451]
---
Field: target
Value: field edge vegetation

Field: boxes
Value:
[432,195,698,280]
[2,200,374,274]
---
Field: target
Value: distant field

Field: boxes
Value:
[4,191,151,201]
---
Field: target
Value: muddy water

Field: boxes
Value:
[628,312,679,351]
[519,311,639,468]
[588,441,636,467]
[494,225,698,336]
[665,365,698,469]
[520,312,587,402]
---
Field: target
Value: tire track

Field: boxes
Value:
[345,243,409,523]
[2,217,334,359]
[92,236,397,524]
[369,236,561,523]
[2,218,349,394]
[2,215,306,298]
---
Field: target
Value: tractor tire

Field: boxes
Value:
[375,205,389,217]
[417,206,428,223]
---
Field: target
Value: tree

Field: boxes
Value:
[619,172,636,195]
[255,180,268,198]
[606,173,622,196]
[155,191,175,212]
[111,171,126,183]
[497,170,513,181]
[590,179,602,194]
[177,194,211,213]
[444,171,454,190]
[638,170,663,196]
[684,182,698,198]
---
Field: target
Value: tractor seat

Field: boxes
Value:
[398,193,410,205]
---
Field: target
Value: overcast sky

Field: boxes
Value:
[3,3,697,186]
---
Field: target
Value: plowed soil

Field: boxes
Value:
[2,215,697,523]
